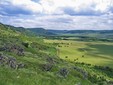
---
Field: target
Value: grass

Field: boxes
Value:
[0,66,91,85]
[44,39,113,68]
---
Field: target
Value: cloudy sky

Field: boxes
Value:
[0,0,113,30]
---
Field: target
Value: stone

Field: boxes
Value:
[42,63,53,71]
[0,54,24,69]
[46,57,55,64]
[59,68,69,77]
[7,57,17,69]
[17,63,25,69]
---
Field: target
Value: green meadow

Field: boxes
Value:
[45,39,113,68]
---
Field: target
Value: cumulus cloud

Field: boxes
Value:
[39,0,113,15]
[0,0,113,30]
[0,0,42,16]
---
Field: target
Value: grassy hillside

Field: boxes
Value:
[0,23,113,85]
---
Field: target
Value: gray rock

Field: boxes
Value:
[46,57,55,64]
[73,66,88,79]
[59,68,69,77]
[7,57,17,69]
[42,63,53,71]
[0,54,24,69]
[17,63,25,69]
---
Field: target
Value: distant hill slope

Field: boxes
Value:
[28,28,56,36]
[66,30,113,34]
[0,23,35,36]
[28,28,113,39]
[28,28,113,35]
[47,29,113,35]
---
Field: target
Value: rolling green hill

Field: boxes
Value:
[28,28,113,42]
[0,23,113,85]
[28,28,56,36]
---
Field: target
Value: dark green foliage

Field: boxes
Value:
[94,65,113,78]
[65,56,68,58]
[22,42,29,48]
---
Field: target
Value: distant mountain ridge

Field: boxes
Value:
[28,28,113,36]
[1,22,113,38]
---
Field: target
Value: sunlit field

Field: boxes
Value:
[45,39,113,68]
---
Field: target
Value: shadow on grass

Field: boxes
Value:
[87,44,113,57]
[77,44,113,59]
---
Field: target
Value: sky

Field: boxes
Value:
[0,0,113,30]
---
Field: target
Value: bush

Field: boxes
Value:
[22,42,29,48]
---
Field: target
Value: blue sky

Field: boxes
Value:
[0,0,113,30]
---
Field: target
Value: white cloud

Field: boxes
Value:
[0,0,113,30]
[39,0,113,14]
[4,0,43,14]
[1,14,112,30]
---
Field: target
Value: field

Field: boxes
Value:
[45,39,113,68]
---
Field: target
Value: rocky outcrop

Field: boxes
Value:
[0,44,24,56]
[0,53,24,69]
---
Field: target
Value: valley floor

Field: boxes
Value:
[44,39,113,68]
